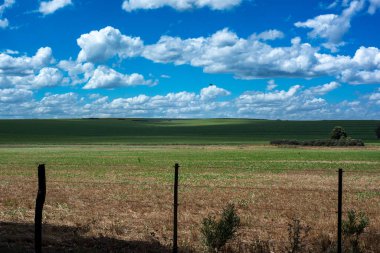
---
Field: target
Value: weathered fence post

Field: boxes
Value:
[337,168,343,253]
[35,164,46,253]
[173,163,179,253]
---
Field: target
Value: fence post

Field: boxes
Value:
[337,168,343,253]
[35,164,46,253]
[173,163,179,253]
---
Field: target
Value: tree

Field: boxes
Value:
[330,126,348,140]
[376,125,380,139]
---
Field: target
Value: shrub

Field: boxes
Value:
[376,125,380,139]
[270,138,364,147]
[250,239,272,253]
[286,218,311,253]
[330,126,348,140]
[342,210,369,253]
[200,203,240,252]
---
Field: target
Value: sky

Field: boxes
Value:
[0,0,380,119]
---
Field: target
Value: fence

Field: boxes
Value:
[1,164,380,252]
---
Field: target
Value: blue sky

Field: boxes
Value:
[0,0,380,119]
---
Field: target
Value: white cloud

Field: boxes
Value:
[252,30,284,41]
[305,81,341,95]
[200,85,230,100]
[0,18,8,28]
[77,26,143,62]
[266,80,277,91]
[57,60,94,85]
[122,0,242,12]
[0,47,54,76]
[0,0,14,29]
[75,26,380,84]
[368,0,380,14]
[142,29,319,79]
[0,47,53,75]
[0,48,62,89]
[83,65,157,89]
[39,0,72,15]
[238,85,301,104]
[0,88,32,103]
[0,84,379,119]
[33,92,84,117]
[295,0,364,51]
[31,67,63,88]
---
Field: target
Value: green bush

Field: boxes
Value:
[330,126,348,140]
[342,210,369,253]
[270,139,364,147]
[376,125,380,139]
[200,203,240,252]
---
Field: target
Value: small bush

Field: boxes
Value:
[342,210,369,253]
[286,218,311,253]
[200,203,240,252]
[250,239,272,253]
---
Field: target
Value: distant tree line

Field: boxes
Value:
[271,126,365,147]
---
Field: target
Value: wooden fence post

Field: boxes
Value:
[337,168,343,253]
[35,164,46,253]
[173,163,179,253]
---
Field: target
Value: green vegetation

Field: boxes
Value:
[0,145,379,185]
[343,210,369,253]
[330,126,348,140]
[0,118,379,144]
[271,126,365,147]
[376,125,380,139]
[201,203,240,252]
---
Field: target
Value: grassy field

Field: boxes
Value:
[0,118,379,144]
[0,119,379,252]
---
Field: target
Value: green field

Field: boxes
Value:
[0,118,379,144]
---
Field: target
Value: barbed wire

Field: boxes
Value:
[1,178,379,196]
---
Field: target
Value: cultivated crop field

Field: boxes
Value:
[0,119,379,252]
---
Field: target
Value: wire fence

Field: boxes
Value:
[1,164,380,252]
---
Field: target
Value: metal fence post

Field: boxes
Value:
[173,163,179,253]
[35,164,46,253]
[337,168,343,253]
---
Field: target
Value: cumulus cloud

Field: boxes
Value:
[0,48,64,89]
[31,67,64,88]
[0,88,33,103]
[34,92,83,117]
[0,47,53,75]
[39,0,72,15]
[304,81,341,95]
[75,26,380,84]
[77,26,143,62]
[252,30,285,41]
[83,66,157,89]
[142,28,319,79]
[122,0,242,12]
[0,84,379,119]
[0,0,14,29]
[295,0,364,51]
[200,85,230,100]
[238,85,301,105]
